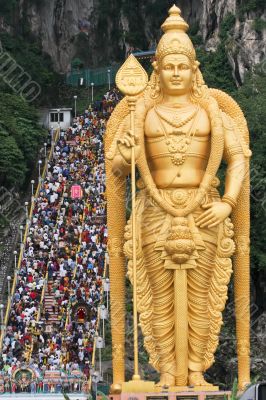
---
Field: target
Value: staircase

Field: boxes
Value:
[41,272,60,330]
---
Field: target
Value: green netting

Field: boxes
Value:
[91,385,110,400]
[66,65,120,87]
[97,385,109,394]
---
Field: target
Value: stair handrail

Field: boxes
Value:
[88,253,108,391]
[63,205,86,331]
[25,269,49,363]
[0,128,60,352]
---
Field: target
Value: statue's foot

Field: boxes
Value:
[156,373,176,388]
[109,383,122,394]
[110,383,122,394]
[188,371,212,386]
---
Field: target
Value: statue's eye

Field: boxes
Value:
[164,65,172,70]
[180,64,189,70]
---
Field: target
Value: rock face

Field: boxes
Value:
[5,0,264,84]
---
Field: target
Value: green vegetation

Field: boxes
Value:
[0,0,18,25]
[0,93,46,188]
[0,23,60,189]
[239,0,265,14]
[95,0,124,63]
[238,0,265,20]
[71,58,84,71]
[235,65,266,271]
[0,32,62,105]
[190,13,237,93]
[74,33,92,66]
[252,18,266,32]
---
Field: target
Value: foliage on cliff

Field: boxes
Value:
[236,68,266,272]
[0,27,59,188]
[0,32,62,105]
[0,92,46,188]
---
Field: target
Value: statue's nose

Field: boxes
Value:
[173,66,180,76]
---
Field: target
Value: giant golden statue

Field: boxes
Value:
[105,5,251,393]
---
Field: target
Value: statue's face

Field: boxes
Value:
[159,54,193,95]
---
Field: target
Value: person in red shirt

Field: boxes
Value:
[29,291,37,300]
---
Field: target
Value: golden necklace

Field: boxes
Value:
[154,104,198,129]
[156,106,200,166]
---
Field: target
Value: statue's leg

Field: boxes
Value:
[187,240,217,386]
[143,244,176,386]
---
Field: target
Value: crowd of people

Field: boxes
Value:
[0,89,120,392]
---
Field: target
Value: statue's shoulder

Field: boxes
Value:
[195,104,211,132]
[145,107,161,129]
[146,106,157,119]
[198,104,209,120]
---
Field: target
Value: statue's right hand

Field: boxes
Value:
[117,130,140,164]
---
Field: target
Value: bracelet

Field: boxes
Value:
[222,194,237,208]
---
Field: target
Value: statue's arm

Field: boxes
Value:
[196,112,246,228]
[111,114,131,177]
[111,97,145,178]
[222,112,246,207]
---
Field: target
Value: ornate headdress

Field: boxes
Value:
[155,5,196,65]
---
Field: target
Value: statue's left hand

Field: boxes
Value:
[195,202,232,228]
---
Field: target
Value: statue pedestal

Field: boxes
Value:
[107,387,231,400]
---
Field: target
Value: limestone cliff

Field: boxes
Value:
[0,0,264,84]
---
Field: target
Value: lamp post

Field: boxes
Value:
[74,95,77,118]
[19,225,23,245]
[96,335,104,380]
[57,108,61,133]
[104,278,110,311]
[44,142,47,158]
[25,201,29,222]
[31,180,35,197]
[92,371,100,399]
[13,251,17,270]
[51,128,54,148]
[107,69,111,91]
[7,276,11,296]
[38,160,42,181]
[100,305,108,341]
[0,304,4,330]
[91,82,94,104]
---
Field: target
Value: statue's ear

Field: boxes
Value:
[195,66,205,86]
[192,60,200,73]
[152,60,159,72]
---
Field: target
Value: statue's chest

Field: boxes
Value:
[144,106,211,166]
[144,106,210,139]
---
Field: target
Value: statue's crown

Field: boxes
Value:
[161,5,188,33]
[156,5,196,63]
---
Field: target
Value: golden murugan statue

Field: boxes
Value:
[105,5,251,393]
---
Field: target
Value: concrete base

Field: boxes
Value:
[122,380,156,393]
[108,389,231,400]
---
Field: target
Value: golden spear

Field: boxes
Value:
[115,55,155,392]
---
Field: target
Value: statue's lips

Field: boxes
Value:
[170,80,182,85]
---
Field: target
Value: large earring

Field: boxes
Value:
[191,63,205,100]
[150,71,162,99]
[191,78,201,98]
[191,70,205,99]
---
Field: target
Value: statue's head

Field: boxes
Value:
[152,5,203,98]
